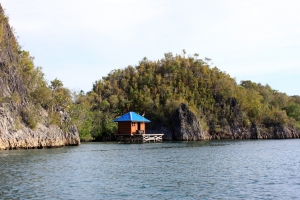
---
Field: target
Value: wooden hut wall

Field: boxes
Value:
[140,123,146,133]
[118,122,132,134]
[131,122,138,134]
[117,122,148,134]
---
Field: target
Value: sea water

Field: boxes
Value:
[0,140,300,199]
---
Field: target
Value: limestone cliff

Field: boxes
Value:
[0,105,80,150]
[155,103,300,141]
[0,4,80,149]
[170,103,210,140]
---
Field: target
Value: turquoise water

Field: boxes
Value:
[1,140,300,199]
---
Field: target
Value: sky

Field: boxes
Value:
[1,0,300,95]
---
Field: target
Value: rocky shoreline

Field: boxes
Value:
[0,105,80,150]
[0,125,79,150]
[147,103,300,141]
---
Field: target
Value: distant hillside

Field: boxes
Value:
[71,52,300,140]
[0,4,80,149]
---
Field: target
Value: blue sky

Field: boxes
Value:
[1,0,299,95]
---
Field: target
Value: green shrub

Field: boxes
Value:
[295,122,300,131]
[48,111,61,126]
[0,96,10,103]
[90,111,117,140]
[14,116,22,130]
[30,85,52,108]
[11,92,21,104]
[21,108,38,129]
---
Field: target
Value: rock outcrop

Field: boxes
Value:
[169,103,210,140]
[0,104,80,150]
[149,103,300,141]
[0,4,80,150]
[208,122,300,140]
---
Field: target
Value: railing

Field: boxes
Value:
[115,133,164,143]
[136,130,144,134]
[142,134,164,143]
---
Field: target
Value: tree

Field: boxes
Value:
[50,78,63,90]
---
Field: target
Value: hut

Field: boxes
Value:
[114,112,151,135]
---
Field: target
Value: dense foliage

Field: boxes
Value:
[69,51,300,140]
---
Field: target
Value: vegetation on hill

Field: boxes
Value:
[69,51,300,140]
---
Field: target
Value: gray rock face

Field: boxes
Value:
[256,125,300,139]
[209,123,300,140]
[149,103,300,141]
[0,104,80,150]
[156,125,300,141]
[170,103,210,141]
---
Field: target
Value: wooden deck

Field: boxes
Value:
[115,134,164,143]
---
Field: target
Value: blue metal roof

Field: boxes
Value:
[114,112,151,122]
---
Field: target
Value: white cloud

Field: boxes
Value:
[1,0,299,95]
[4,1,166,37]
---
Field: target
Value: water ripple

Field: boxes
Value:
[1,140,300,199]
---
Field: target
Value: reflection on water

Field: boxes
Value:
[1,140,300,199]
